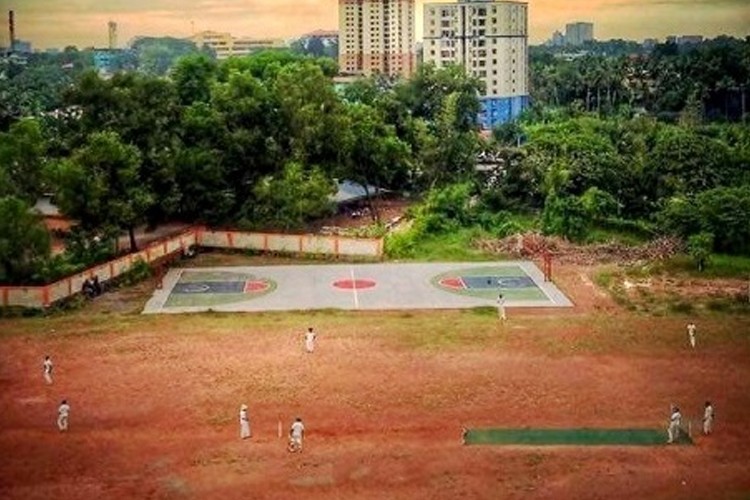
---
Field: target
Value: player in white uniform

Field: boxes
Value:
[687,323,697,348]
[304,328,316,353]
[57,400,70,432]
[496,293,506,321]
[703,401,714,435]
[239,404,251,439]
[43,356,53,384]
[667,406,682,443]
[289,417,305,452]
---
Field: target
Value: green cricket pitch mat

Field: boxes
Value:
[463,428,694,446]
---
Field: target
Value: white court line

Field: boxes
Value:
[350,267,360,309]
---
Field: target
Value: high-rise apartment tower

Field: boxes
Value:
[423,0,529,128]
[565,22,594,46]
[108,21,118,49]
[338,0,416,78]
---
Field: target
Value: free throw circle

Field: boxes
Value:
[333,279,376,290]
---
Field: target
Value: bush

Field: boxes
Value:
[541,194,590,242]
[118,258,153,287]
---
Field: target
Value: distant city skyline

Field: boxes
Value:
[2,0,749,49]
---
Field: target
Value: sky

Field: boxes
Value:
[1,0,748,49]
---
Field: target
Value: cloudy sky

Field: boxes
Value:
[3,0,749,49]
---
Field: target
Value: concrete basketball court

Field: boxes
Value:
[142,261,573,314]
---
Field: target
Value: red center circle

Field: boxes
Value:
[332,279,376,290]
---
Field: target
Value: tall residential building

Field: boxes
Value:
[423,0,529,128]
[338,0,416,78]
[565,22,594,46]
[190,31,286,59]
[108,21,118,49]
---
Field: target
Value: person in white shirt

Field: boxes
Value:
[667,406,682,443]
[57,400,70,432]
[43,356,53,385]
[687,323,697,348]
[288,417,305,452]
[703,401,715,435]
[239,404,251,439]
[304,328,316,354]
[496,293,506,321]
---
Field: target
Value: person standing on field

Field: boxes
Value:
[288,417,305,452]
[57,400,70,432]
[304,327,316,353]
[667,406,682,443]
[687,322,697,348]
[703,401,715,435]
[496,293,507,321]
[239,404,251,439]
[43,355,53,384]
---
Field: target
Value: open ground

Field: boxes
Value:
[1,254,749,499]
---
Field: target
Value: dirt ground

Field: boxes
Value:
[1,260,750,500]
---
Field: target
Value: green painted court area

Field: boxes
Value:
[433,265,548,301]
[464,428,694,446]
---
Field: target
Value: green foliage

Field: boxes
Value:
[687,232,714,271]
[0,196,51,284]
[385,227,493,261]
[661,187,750,255]
[413,183,475,234]
[580,187,619,220]
[247,162,335,231]
[48,131,153,251]
[541,194,590,242]
[172,54,218,105]
[119,258,153,286]
[131,37,204,76]
[0,119,47,202]
[530,37,750,122]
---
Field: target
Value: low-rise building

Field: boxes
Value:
[190,31,286,59]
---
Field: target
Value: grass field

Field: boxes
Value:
[1,255,749,499]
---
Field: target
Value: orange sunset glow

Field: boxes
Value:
[2,0,749,49]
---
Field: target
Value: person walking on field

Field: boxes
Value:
[667,406,682,443]
[687,322,697,348]
[57,400,70,432]
[304,327,316,353]
[239,404,251,439]
[43,355,53,384]
[703,401,715,435]
[288,417,305,453]
[496,293,507,321]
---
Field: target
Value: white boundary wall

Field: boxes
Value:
[1,227,383,308]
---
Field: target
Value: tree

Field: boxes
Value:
[49,132,152,252]
[541,194,590,242]
[419,93,479,188]
[687,232,714,271]
[131,37,203,76]
[339,104,412,220]
[246,162,335,231]
[172,54,218,105]
[0,118,47,202]
[0,196,51,284]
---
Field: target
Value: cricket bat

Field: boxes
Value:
[278,416,282,439]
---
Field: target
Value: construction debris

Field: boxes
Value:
[475,232,684,266]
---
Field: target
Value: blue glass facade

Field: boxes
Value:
[478,95,529,129]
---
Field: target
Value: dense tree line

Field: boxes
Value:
[2,44,749,284]
[0,52,482,283]
[530,37,750,122]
